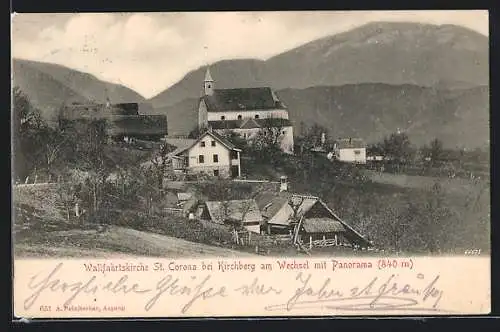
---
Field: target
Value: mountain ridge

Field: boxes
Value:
[12,58,148,123]
[149,22,488,108]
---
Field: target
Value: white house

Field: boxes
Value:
[167,130,242,178]
[332,138,367,164]
[198,67,294,154]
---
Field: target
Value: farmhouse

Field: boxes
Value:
[166,130,242,178]
[198,67,294,154]
[332,138,367,164]
[59,100,168,141]
[255,191,372,249]
[197,199,264,233]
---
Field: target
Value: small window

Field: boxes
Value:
[213,169,219,177]
[221,116,225,120]
[200,141,205,147]
[237,115,242,120]
[282,131,286,135]
[255,114,260,119]
[211,140,216,147]
[207,84,211,88]
[230,150,238,160]
[199,155,205,163]
[354,150,361,155]
[213,154,219,163]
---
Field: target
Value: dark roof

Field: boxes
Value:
[335,138,366,149]
[255,191,292,219]
[201,87,286,112]
[255,191,372,247]
[208,118,292,130]
[302,218,346,233]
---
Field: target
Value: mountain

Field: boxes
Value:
[12,58,147,123]
[151,84,489,149]
[149,22,488,108]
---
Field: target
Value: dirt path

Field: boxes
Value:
[105,226,256,257]
[15,226,257,258]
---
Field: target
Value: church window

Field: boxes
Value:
[237,115,242,120]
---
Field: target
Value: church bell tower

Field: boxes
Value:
[204,67,214,96]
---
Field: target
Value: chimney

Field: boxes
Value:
[279,175,289,192]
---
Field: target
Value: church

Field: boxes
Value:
[197,68,294,154]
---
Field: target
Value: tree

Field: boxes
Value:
[429,138,444,167]
[12,87,46,180]
[219,130,248,151]
[381,131,413,172]
[66,119,114,215]
[296,123,329,152]
[150,142,170,194]
[251,117,287,162]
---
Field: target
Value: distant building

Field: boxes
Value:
[59,100,168,141]
[333,138,367,164]
[198,199,264,234]
[166,129,242,178]
[197,67,294,154]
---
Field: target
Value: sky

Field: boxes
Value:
[11,11,488,98]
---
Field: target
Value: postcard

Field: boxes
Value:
[11,10,490,319]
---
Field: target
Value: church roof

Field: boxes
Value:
[208,118,292,130]
[201,87,287,112]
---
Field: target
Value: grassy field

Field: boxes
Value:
[364,169,489,196]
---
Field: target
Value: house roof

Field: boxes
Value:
[201,87,287,112]
[164,138,196,150]
[255,191,291,219]
[302,218,346,233]
[167,130,241,158]
[335,138,366,149]
[177,192,192,201]
[208,118,292,130]
[255,192,372,247]
[204,199,264,224]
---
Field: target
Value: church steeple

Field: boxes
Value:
[204,66,214,96]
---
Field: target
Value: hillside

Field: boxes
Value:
[149,84,489,149]
[149,22,488,108]
[12,58,148,123]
